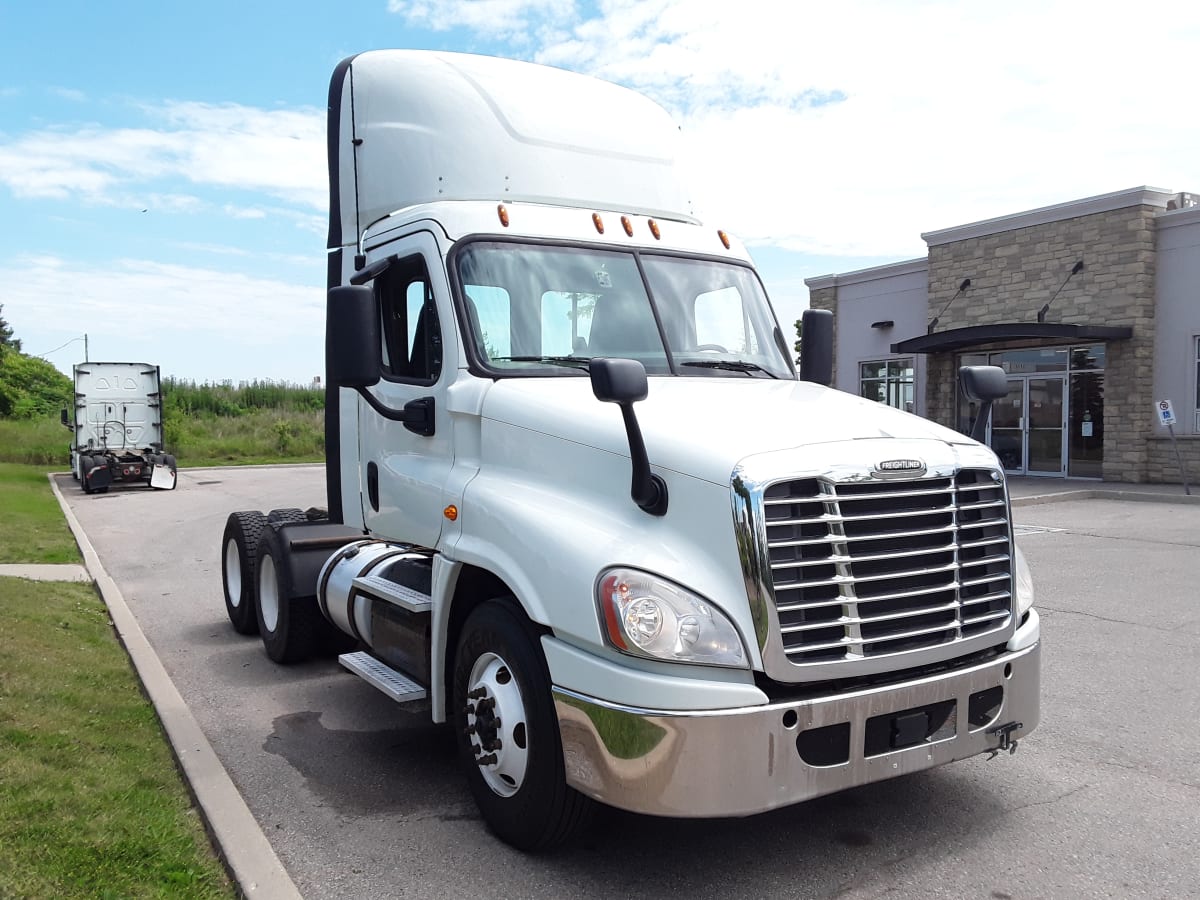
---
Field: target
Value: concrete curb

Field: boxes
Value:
[1012,488,1200,507]
[48,474,303,900]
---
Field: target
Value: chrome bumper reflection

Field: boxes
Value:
[554,641,1039,818]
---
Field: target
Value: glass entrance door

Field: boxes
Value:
[989,380,1025,473]
[1026,376,1066,474]
[989,376,1066,475]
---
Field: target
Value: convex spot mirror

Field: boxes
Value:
[327,285,381,389]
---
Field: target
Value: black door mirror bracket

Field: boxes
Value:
[590,358,668,517]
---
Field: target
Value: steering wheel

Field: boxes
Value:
[695,343,728,353]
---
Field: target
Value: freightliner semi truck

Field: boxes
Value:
[218,50,1040,851]
[64,361,177,493]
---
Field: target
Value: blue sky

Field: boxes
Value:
[1,0,1196,383]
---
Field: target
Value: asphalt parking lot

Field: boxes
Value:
[56,468,1200,899]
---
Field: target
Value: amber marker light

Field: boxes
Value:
[648,219,661,240]
[497,204,509,227]
[592,212,605,234]
[718,229,731,249]
[444,505,459,521]
[621,216,634,236]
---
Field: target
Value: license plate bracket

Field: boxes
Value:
[890,710,929,749]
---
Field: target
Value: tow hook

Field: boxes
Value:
[987,721,1023,759]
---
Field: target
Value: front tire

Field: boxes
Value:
[254,525,323,663]
[452,599,594,851]
[221,511,266,635]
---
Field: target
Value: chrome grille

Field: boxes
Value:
[762,469,1012,665]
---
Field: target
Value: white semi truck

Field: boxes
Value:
[63,361,177,493]
[219,50,1039,851]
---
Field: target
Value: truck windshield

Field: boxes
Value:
[455,242,794,379]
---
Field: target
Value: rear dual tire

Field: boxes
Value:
[221,511,266,634]
[254,524,328,664]
[80,455,109,494]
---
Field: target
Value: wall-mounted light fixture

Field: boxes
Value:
[928,278,971,334]
[1037,260,1084,323]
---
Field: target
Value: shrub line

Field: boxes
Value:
[47,474,303,900]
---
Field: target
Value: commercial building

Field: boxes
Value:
[805,186,1199,483]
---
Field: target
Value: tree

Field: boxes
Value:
[0,352,72,418]
[793,317,803,366]
[0,304,21,356]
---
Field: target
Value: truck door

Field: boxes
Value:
[358,231,455,548]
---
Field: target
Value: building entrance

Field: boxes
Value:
[958,344,1106,479]
[989,376,1065,475]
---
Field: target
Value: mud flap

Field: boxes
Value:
[150,464,177,490]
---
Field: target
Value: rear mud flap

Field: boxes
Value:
[150,465,177,490]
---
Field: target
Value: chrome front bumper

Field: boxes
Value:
[554,638,1039,818]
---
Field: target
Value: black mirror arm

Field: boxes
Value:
[617,402,668,516]
[970,402,993,444]
[355,388,435,436]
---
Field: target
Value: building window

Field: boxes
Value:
[860,358,915,412]
[1195,336,1200,432]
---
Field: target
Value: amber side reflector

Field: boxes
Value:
[497,205,509,227]
[621,216,634,236]
[592,212,604,234]
[444,505,459,521]
[648,219,661,240]
[718,230,731,249]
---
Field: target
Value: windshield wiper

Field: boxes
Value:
[680,360,779,379]
[490,355,592,371]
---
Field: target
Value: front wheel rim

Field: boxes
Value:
[259,555,280,633]
[466,651,529,797]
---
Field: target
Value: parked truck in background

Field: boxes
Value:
[219,50,1040,851]
[64,361,177,493]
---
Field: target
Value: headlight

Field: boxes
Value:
[596,568,748,668]
[1014,544,1035,615]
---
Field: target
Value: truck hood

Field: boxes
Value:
[480,376,975,486]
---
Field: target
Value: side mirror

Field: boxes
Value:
[959,365,1008,444]
[590,358,666,516]
[799,309,833,386]
[590,356,647,404]
[60,407,70,428]
[327,285,381,389]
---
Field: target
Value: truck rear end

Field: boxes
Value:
[67,361,177,493]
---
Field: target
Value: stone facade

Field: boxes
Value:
[1146,435,1200,486]
[923,203,1160,482]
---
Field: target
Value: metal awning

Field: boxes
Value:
[890,323,1133,354]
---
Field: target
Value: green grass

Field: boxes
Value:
[167,408,325,464]
[0,578,235,899]
[0,464,81,564]
[0,416,71,465]
[0,409,326,468]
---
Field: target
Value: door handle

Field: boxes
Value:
[367,461,379,512]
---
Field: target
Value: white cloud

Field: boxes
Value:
[0,101,325,211]
[400,0,1200,259]
[388,0,578,42]
[49,86,86,102]
[3,254,327,382]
